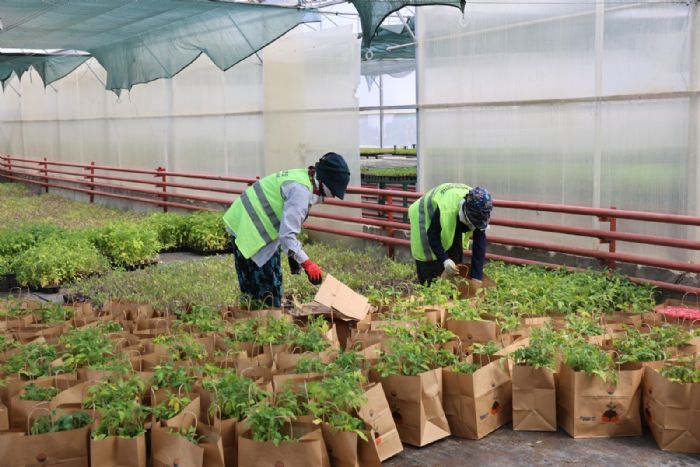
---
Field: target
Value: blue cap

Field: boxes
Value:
[315,152,351,200]
[463,187,493,230]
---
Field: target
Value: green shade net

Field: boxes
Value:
[0,1,318,92]
[0,54,88,88]
[351,0,464,48]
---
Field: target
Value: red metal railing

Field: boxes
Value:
[1,154,699,295]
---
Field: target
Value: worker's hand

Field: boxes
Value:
[443,259,459,276]
[302,259,323,285]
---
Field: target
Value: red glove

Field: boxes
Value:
[302,259,323,285]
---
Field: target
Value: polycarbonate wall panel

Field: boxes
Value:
[603,5,692,95]
[263,25,360,178]
[419,103,598,248]
[417,3,699,263]
[418,3,597,105]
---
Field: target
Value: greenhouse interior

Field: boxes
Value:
[0,1,699,466]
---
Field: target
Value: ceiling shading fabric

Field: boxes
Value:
[0,1,318,92]
[351,0,464,47]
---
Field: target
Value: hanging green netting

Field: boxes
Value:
[0,1,318,92]
[0,54,88,88]
[351,0,464,48]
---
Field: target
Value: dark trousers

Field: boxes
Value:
[415,237,464,285]
[231,237,282,308]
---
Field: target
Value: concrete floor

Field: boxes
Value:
[385,425,700,467]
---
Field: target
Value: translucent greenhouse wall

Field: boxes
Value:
[0,25,359,210]
[416,2,700,264]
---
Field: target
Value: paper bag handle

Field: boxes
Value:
[27,405,52,434]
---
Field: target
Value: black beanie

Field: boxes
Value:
[315,152,351,200]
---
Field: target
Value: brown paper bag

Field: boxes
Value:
[0,425,90,466]
[370,368,450,447]
[512,365,556,432]
[320,423,381,467]
[445,318,498,346]
[0,402,9,431]
[557,363,643,438]
[442,355,512,439]
[90,435,147,467]
[238,422,330,467]
[355,383,402,462]
[207,417,238,467]
[151,424,204,467]
[643,365,700,453]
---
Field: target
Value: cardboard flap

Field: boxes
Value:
[313,274,370,321]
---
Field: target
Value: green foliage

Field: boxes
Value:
[257,317,299,346]
[91,400,149,440]
[13,234,109,288]
[563,339,617,384]
[448,300,482,321]
[292,315,331,353]
[360,166,416,177]
[472,341,500,356]
[60,327,114,370]
[245,394,300,446]
[144,213,189,251]
[660,357,700,384]
[0,335,17,353]
[413,278,458,306]
[306,372,368,440]
[294,356,327,374]
[19,384,60,401]
[35,303,73,324]
[202,373,269,421]
[151,363,196,393]
[2,342,58,379]
[175,305,224,333]
[510,323,560,370]
[167,334,208,361]
[229,318,258,343]
[565,313,604,337]
[91,222,160,268]
[376,319,457,377]
[0,224,65,257]
[169,425,201,444]
[613,326,668,364]
[184,212,229,252]
[451,360,480,374]
[30,411,92,435]
[0,255,10,275]
[83,375,145,409]
[153,394,192,421]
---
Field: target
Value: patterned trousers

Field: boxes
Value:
[230,237,282,308]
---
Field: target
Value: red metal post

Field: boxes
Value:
[385,194,395,258]
[42,157,49,193]
[87,161,95,203]
[156,166,168,212]
[608,206,617,270]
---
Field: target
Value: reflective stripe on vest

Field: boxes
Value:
[239,189,274,245]
[252,181,281,230]
[417,189,437,261]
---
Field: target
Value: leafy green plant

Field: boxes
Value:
[169,425,201,444]
[20,384,60,401]
[563,339,617,384]
[83,375,145,409]
[153,394,192,421]
[60,327,114,370]
[660,357,700,384]
[184,212,229,252]
[245,396,299,446]
[167,334,208,361]
[293,356,327,374]
[0,335,17,353]
[292,315,331,353]
[2,342,58,379]
[565,313,604,337]
[0,255,10,275]
[175,304,224,333]
[306,372,368,440]
[413,278,458,306]
[35,303,73,324]
[451,360,480,374]
[13,234,109,288]
[151,363,196,393]
[143,213,189,251]
[202,373,269,421]
[257,317,299,346]
[30,411,92,435]
[509,323,560,370]
[91,221,160,268]
[448,300,482,321]
[472,341,500,356]
[92,400,150,440]
[613,327,669,364]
